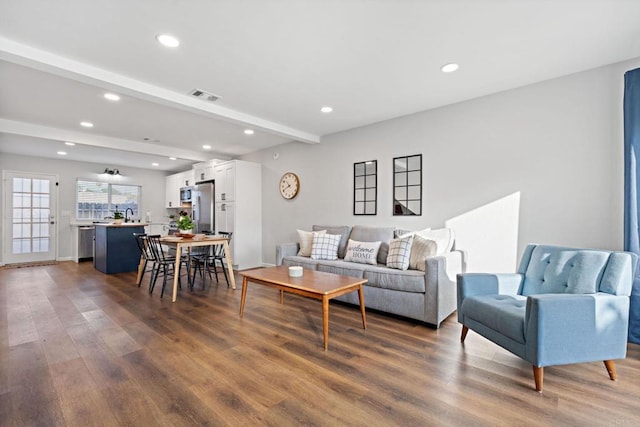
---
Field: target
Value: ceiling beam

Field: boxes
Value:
[0,118,214,162]
[0,36,320,144]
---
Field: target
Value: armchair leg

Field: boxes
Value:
[532,366,543,392]
[604,360,617,381]
[461,326,469,342]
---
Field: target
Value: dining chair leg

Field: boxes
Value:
[189,261,198,291]
[160,264,169,298]
[138,259,148,287]
[220,259,230,287]
[211,260,220,282]
[149,263,160,294]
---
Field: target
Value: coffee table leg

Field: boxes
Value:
[322,296,329,351]
[239,277,248,317]
[279,290,284,304]
[358,285,367,329]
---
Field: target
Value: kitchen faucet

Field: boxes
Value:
[125,208,134,223]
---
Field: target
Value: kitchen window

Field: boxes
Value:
[76,180,141,220]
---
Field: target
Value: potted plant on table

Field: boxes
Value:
[177,210,194,234]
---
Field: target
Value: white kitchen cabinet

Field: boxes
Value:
[179,169,195,187]
[145,223,170,236]
[213,160,261,270]
[193,160,216,183]
[165,173,180,208]
[165,170,195,208]
[214,161,236,202]
[215,201,236,260]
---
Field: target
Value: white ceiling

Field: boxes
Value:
[1,0,640,172]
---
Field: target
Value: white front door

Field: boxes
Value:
[2,171,58,265]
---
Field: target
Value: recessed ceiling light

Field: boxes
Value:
[202,144,211,150]
[57,151,67,156]
[321,106,333,113]
[104,93,120,101]
[65,142,75,146]
[244,129,254,135]
[441,63,459,73]
[80,121,94,128]
[152,162,159,167]
[169,157,177,160]
[156,34,180,48]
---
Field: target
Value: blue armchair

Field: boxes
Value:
[457,244,637,392]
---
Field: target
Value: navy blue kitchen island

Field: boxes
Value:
[94,223,146,274]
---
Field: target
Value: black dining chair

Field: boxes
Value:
[190,231,233,288]
[145,234,190,298]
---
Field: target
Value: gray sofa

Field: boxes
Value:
[275,225,466,328]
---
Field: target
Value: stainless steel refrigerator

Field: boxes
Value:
[192,180,215,233]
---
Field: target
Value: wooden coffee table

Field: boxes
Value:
[239,266,367,350]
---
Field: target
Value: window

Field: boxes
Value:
[76,180,141,220]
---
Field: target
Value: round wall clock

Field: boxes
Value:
[279,172,300,199]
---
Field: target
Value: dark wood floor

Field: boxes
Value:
[1,261,640,426]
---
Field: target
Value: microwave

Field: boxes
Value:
[180,187,192,203]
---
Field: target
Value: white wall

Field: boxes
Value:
[0,153,168,263]
[244,57,640,271]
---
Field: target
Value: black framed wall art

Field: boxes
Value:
[354,160,377,215]
[393,154,422,215]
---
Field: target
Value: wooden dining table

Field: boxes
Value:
[158,235,236,302]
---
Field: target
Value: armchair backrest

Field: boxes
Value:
[517,244,637,297]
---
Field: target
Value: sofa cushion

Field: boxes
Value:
[313,225,352,258]
[461,295,527,344]
[282,256,321,270]
[316,260,367,278]
[395,227,430,239]
[297,229,326,256]
[344,239,381,265]
[363,264,425,293]
[521,246,609,296]
[386,234,413,270]
[310,233,341,260]
[349,225,395,264]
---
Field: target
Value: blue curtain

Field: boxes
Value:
[624,67,640,344]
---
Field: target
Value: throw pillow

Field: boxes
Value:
[297,229,326,257]
[408,234,438,271]
[397,227,454,255]
[386,234,414,270]
[344,239,382,265]
[350,225,395,264]
[310,233,341,260]
[312,225,352,258]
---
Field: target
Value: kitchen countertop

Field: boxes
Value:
[93,222,149,227]
[70,221,151,227]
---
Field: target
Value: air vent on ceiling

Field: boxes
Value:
[189,89,222,102]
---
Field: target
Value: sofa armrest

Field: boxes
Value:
[456,273,524,323]
[423,250,466,326]
[276,242,299,266]
[524,293,630,366]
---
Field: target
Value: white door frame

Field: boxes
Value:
[2,170,59,265]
